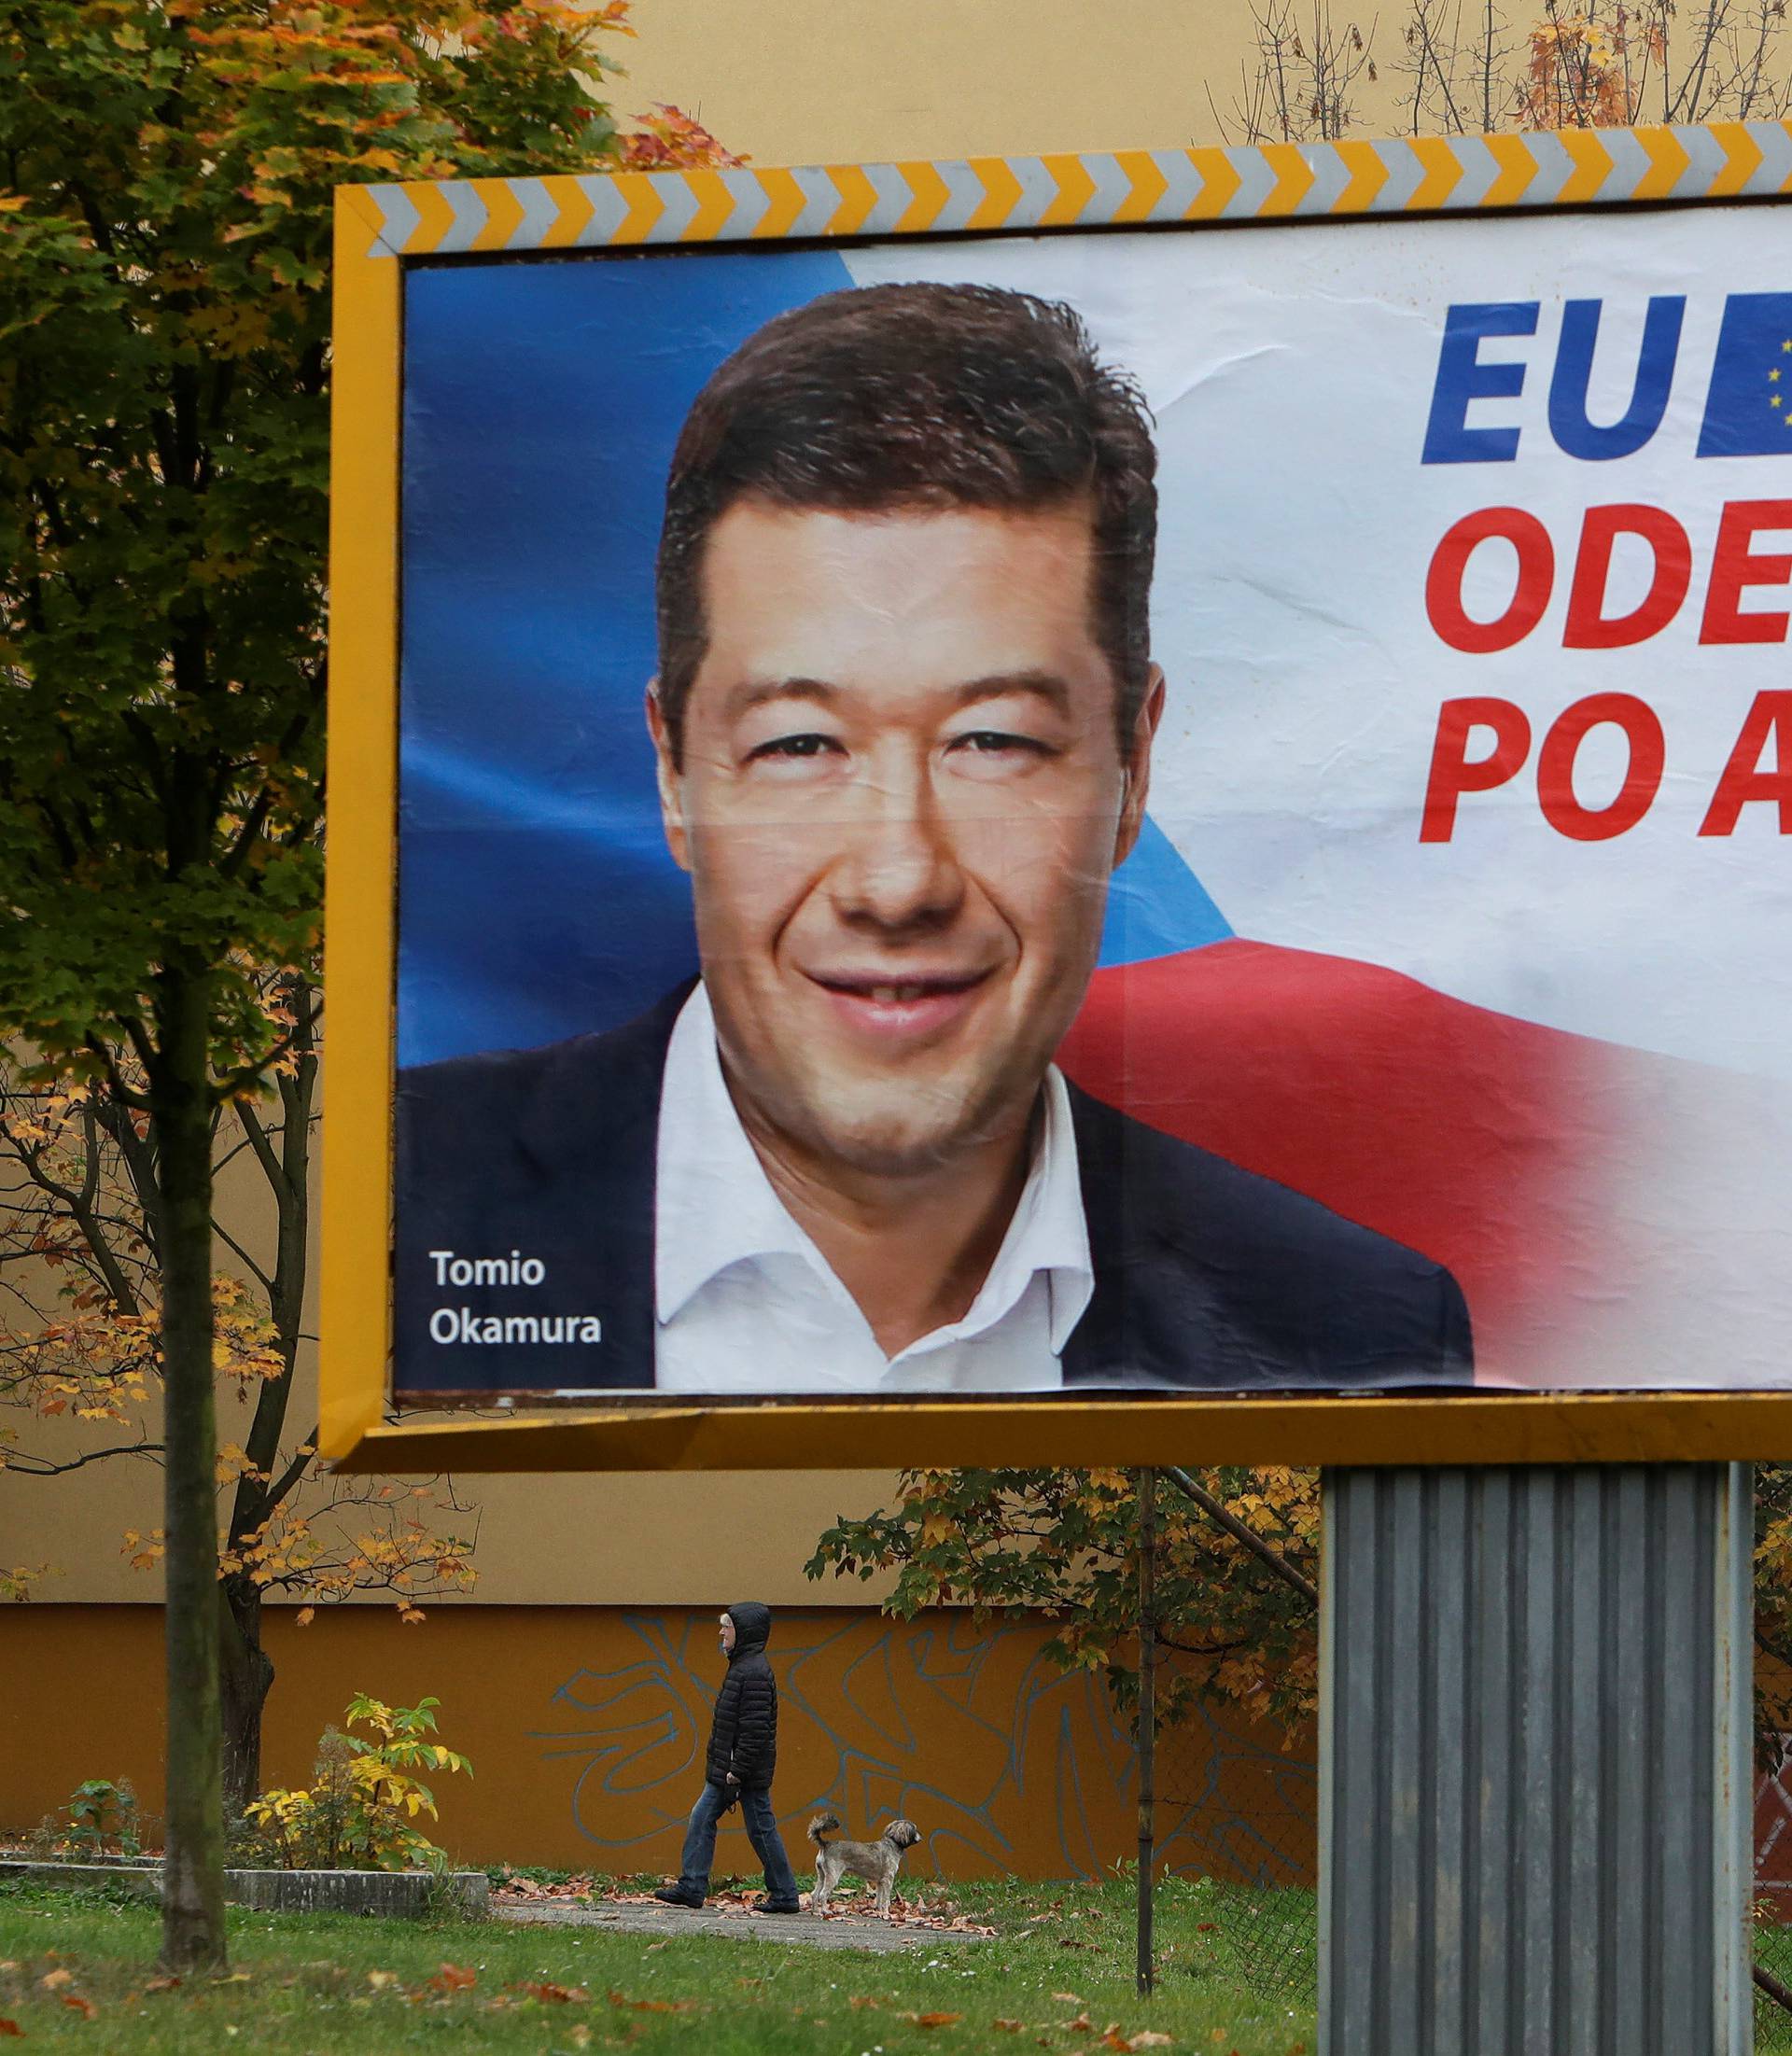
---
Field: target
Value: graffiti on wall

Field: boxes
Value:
[534,1610,1315,1884]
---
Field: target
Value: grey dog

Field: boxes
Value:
[805,1811,922,1918]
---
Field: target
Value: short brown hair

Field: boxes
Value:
[654,281,1157,762]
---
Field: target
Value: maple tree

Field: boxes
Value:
[1219,2,1379,144]
[0,999,476,1814]
[1398,0,1790,133]
[807,1466,1322,1740]
[0,0,733,1972]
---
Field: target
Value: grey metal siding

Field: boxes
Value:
[1320,1465,1750,2056]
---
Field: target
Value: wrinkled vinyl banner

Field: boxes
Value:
[392,205,1792,1400]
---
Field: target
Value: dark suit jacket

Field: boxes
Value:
[394,986,1473,1394]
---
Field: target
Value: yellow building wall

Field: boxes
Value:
[618,0,1306,161]
[0,1604,1314,1885]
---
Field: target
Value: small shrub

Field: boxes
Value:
[20,1781,142,1862]
[67,1779,140,1859]
[245,1694,472,1873]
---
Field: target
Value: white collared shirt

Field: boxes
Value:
[651,984,1093,1392]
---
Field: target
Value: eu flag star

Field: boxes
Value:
[1699,298,1792,455]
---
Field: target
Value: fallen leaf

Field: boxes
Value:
[366,1971,399,1993]
[213,1974,251,1986]
[1066,2015,1094,2033]
[850,1996,882,2010]
[645,1941,666,1953]
[994,2020,1026,2032]
[37,1973,71,1992]
[518,1981,587,2004]
[1053,1993,1084,2004]
[903,2012,964,2030]
[428,1963,476,1993]
[143,1977,181,1994]
[0,2022,21,2038]
[1128,2036,1174,2050]
[1196,1923,1218,1933]
[59,1994,96,2021]
[569,2029,592,2050]
[607,1989,693,2012]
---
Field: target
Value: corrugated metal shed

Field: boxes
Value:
[1321,1465,1751,2056]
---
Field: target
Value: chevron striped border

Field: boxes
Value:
[346,120,1792,259]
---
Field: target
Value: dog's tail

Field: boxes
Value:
[806,1811,840,1849]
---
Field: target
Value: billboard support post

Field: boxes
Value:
[1320,1463,1754,2055]
[1136,1468,1157,1999]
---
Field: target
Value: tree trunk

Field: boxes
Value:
[219,1578,274,1823]
[156,966,228,1973]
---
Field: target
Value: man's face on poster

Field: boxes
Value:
[651,495,1160,1181]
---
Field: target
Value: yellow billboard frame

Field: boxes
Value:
[323,120,1792,1472]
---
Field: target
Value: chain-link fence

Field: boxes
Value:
[1155,1705,1317,2001]
[1145,1463,1792,2035]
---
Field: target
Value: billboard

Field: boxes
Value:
[323,131,1792,1467]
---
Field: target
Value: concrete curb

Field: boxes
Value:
[0,1857,489,1918]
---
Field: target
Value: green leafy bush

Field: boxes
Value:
[21,1779,143,1862]
[245,1695,471,1872]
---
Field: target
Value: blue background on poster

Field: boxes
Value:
[399,247,1228,1069]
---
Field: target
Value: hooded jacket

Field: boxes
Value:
[706,1601,777,1791]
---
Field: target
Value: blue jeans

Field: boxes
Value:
[678,1780,797,1900]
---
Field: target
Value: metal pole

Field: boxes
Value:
[1136,1466,1156,1998]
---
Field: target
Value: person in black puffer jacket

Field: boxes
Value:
[654,1602,800,1912]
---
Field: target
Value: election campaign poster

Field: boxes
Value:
[354,174,1792,1410]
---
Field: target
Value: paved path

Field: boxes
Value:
[495,1899,986,1955]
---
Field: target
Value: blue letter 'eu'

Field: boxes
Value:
[1421,302,1539,464]
[1548,297,1685,460]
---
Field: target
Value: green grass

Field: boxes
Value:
[0,1874,1316,2055]
[1758,1925,1792,2054]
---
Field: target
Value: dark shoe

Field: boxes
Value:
[653,1883,704,1909]
[756,1895,801,1914]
